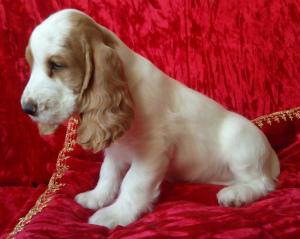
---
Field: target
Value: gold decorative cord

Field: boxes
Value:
[252,107,300,127]
[6,107,300,238]
[6,118,78,239]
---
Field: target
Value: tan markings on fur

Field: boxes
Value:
[60,11,134,152]
[25,97,36,106]
[48,49,86,94]
[68,11,118,49]
[100,26,119,49]
[51,11,118,96]
[78,39,92,102]
[77,43,135,152]
[25,45,34,72]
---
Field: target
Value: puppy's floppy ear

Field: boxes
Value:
[77,43,135,152]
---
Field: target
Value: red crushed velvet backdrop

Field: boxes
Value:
[1,0,300,238]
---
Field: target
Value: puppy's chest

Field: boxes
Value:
[106,135,141,164]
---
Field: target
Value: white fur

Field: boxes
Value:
[22,9,280,229]
[21,13,77,124]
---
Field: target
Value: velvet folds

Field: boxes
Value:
[1,0,300,238]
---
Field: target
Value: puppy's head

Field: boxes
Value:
[21,9,135,152]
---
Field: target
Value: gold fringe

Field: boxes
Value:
[252,107,300,128]
[6,118,78,239]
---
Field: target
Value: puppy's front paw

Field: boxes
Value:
[89,204,137,229]
[75,189,114,210]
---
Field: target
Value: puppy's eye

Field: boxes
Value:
[50,62,63,76]
[51,62,63,70]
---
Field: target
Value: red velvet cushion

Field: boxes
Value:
[252,107,300,150]
[3,116,300,239]
[0,185,47,237]
[1,0,300,186]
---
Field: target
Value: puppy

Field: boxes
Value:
[21,9,280,229]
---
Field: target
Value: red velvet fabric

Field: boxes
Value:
[0,185,47,237]
[1,0,300,238]
[3,117,300,239]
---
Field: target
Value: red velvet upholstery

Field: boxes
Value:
[1,0,300,238]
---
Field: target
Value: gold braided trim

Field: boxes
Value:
[6,117,78,239]
[252,107,300,128]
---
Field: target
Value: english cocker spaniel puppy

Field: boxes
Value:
[21,9,280,229]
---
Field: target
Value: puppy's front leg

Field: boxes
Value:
[75,156,128,210]
[89,155,168,229]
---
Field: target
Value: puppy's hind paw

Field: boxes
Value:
[217,185,252,207]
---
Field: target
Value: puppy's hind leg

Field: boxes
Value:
[217,174,276,207]
[217,119,279,207]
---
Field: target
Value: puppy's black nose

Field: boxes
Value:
[22,103,38,116]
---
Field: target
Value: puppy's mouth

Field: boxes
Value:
[22,102,53,123]
[21,95,77,128]
[21,102,61,135]
[38,122,60,135]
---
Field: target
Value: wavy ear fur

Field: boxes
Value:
[77,43,135,152]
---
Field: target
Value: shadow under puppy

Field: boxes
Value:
[21,9,280,229]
